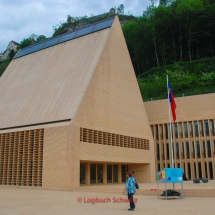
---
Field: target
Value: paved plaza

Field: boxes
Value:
[0,185,215,215]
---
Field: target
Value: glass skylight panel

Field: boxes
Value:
[13,17,115,59]
[28,42,45,54]
[58,31,76,44]
[43,37,61,49]
[75,25,94,38]
[93,18,114,32]
[14,47,31,59]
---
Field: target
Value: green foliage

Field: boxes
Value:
[36,35,47,42]
[138,58,215,100]
[8,50,16,60]
[18,37,33,49]
[116,4,124,15]
[122,0,215,75]
[52,4,133,37]
[0,59,11,77]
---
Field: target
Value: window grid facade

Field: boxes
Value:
[0,129,44,186]
[80,128,150,150]
[152,119,215,180]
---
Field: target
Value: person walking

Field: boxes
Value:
[122,172,136,211]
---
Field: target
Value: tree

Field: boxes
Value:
[8,50,16,60]
[117,4,124,15]
[176,0,204,61]
[36,35,47,42]
[18,37,34,49]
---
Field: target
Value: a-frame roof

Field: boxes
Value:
[15,18,114,59]
[0,17,115,129]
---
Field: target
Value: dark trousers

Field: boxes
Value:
[128,193,135,209]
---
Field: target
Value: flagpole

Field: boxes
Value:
[166,75,174,169]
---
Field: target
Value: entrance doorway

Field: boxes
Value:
[80,163,128,184]
[107,164,118,183]
[90,164,104,184]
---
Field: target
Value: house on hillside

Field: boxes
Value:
[0,40,19,61]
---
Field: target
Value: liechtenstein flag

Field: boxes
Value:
[168,81,176,121]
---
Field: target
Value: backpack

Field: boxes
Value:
[135,181,139,189]
[133,177,139,189]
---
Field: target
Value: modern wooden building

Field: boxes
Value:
[145,93,215,180]
[0,16,155,190]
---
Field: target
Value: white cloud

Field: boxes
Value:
[0,0,149,52]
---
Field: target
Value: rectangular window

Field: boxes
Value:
[189,122,193,137]
[107,165,112,183]
[179,123,183,138]
[182,142,184,159]
[197,141,200,158]
[165,124,168,139]
[202,141,206,158]
[186,142,190,158]
[198,162,202,178]
[155,125,158,140]
[192,141,195,158]
[121,165,127,182]
[184,122,188,138]
[90,164,96,184]
[176,142,179,159]
[194,163,197,178]
[205,162,208,178]
[205,120,209,136]
[157,144,160,160]
[113,165,118,183]
[97,164,103,183]
[200,121,204,136]
[159,124,163,139]
[194,121,199,137]
[188,163,191,180]
[207,140,211,158]
[80,164,86,184]
[209,162,213,179]
[174,123,178,138]
[211,120,215,135]
[166,143,169,160]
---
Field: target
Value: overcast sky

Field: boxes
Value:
[0,0,151,53]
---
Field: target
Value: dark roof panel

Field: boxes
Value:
[58,31,77,44]
[14,17,115,59]
[15,47,31,58]
[43,36,61,49]
[28,42,45,54]
[93,18,114,32]
[75,25,94,38]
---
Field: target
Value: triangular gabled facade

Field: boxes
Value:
[0,16,155,190]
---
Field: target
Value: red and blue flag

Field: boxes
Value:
[168,81,176,121]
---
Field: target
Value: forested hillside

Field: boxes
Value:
[122,0,215,100]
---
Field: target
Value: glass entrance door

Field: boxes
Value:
[90,164,96,184]
[121,165,128,182]
[97,164,103,183]
[107,165,112,183]
[80,164,86,184]
[113,165,118,182]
